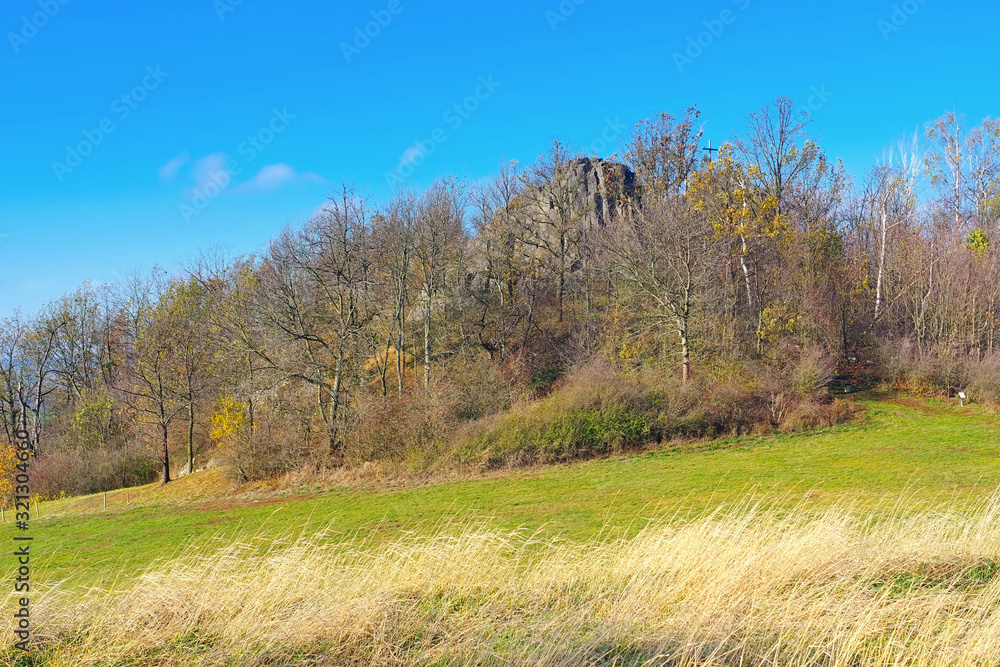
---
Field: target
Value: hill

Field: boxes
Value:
[17,391,1000,590]
[7,392,1000,665]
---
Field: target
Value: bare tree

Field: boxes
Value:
[115,271,186,485]
[606,195,713,382]
[372,190,417,394]
[735,96,817,217]
[157,278,218,475]
[518,141,590,323]
[256,186,372,455]
[926,111,968,234]
[0,313,63,454]
[413,179,464,388]
[862,135,923,324]
[966,118,1000,228]
[468,160,528,360]
[687,146,784,354]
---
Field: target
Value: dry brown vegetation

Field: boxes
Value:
[10,493,1000,666]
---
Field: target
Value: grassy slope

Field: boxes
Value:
[17,391,1000,589]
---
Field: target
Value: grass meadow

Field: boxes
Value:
[5,391,1000,665]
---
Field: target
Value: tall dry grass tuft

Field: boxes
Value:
[9,495,1000,665]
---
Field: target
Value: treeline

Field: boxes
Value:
[3,97,1000,496]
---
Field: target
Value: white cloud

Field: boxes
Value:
[192,153,231,190]
[167,154,324,200]
[158,151,190,182]
[250,163,296,191]
[237,163,326,193]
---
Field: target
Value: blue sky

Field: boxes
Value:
[0,0,995,318]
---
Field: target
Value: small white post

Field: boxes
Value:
[959,391,967,407]
[1,506,5,522]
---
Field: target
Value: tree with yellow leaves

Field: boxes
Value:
[687,146,784,354]
[0,441,19,501]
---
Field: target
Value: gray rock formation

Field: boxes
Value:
[558,157,636,229]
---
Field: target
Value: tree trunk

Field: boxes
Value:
[917,251,934,343]
[187,374,195,475]
[679,326,690,383]
[330,358,343,455]
[739,235,754,312]
[187,400,195,476]
[423,290,432,389]
[396,328,404,396]
[874,204,888,320]
[247,352,255,444]
[379,337,391,398]
[122,434,128,488]
[523,292,536,348]
[497,281,507,359]
[161,422,171,485]
[558,234,567,322]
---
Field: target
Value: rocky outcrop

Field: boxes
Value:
[558,157,636,229]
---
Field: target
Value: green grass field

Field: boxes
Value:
[18,390,1000,591]
[6,390,1000,666]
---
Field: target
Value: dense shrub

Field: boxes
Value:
[968,355,1000,407]
[345,352,521,472]
[31,449,159,500]
[877,339,1000,406]
[228,409,311,483]
[454,355,855,470]
[779,398,857,433]
[789,347,835,399]
[880,340,962,393]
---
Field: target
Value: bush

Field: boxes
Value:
[455,353,856,471]
[966,354,1000,407]
[345,353,520,473]
[876,339,1000,406]
[789,347,835,400]
[456,360,650,468]
[472,403,651,468]
[209,393,312,483]
[31,449,159,500]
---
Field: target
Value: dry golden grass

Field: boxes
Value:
[9,494,1000,666]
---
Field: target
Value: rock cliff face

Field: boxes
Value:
[465,156,638,357]
[558,157,636,229]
